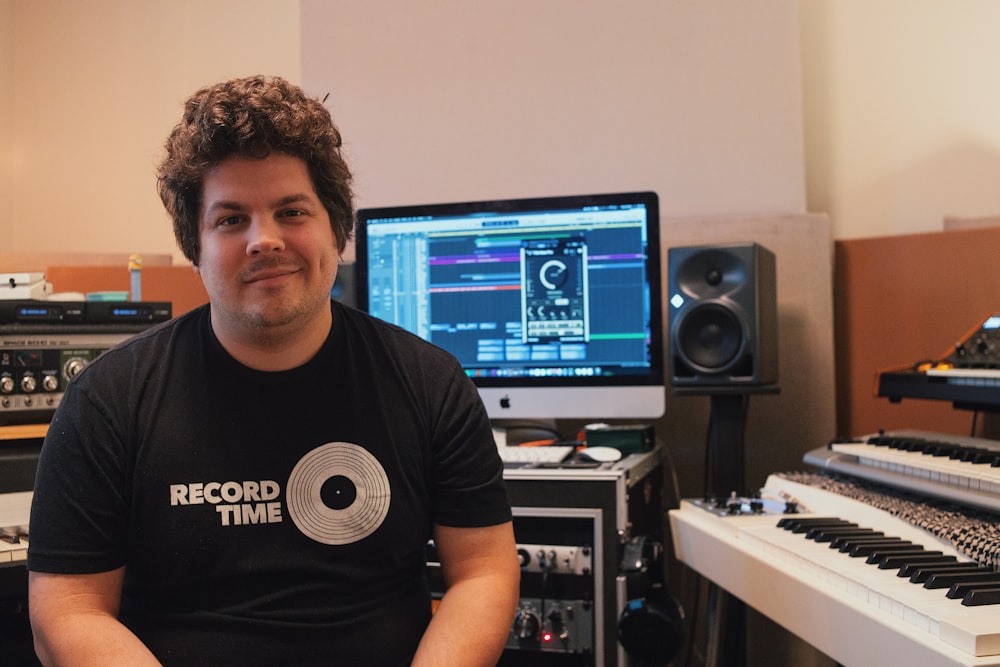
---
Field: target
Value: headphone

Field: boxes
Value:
[617,535,686,666]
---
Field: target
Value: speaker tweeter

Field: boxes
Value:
[668,242,777,387]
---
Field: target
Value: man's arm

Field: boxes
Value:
[29,567,161,666]
[413,521,520,667]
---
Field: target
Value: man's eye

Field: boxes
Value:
[281,209,305,218]
[218,216,242,227]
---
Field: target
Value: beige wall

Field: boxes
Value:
[800,0,1000,239]
[7,2,1000,252]
[1,1,13,254]
[1,0,300,263]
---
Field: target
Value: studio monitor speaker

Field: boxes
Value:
[667,242,777,387]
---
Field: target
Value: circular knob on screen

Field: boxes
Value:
[42,375,59,392]
[0,376,13,394]
[517,548,531,568]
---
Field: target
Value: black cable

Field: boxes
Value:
[701,419,712,498]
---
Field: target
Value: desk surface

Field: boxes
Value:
[0,424,48,442]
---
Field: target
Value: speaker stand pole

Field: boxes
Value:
[707,393,747,498]
[705,392,748,667]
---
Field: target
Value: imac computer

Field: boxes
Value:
[354,191,665,423]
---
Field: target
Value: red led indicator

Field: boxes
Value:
[542,631,553,643]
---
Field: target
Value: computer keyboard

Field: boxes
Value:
[497,445,575,467]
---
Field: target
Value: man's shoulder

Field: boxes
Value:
[334,301,453,359]
[79,305,207,374]
[116,303,206,349]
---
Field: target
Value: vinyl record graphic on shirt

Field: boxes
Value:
[286,442,391,545]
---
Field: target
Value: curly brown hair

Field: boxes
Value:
[156,75,354,264]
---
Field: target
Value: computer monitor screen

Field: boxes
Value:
[354,191,665,421]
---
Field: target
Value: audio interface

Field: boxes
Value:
[0,325,153,424]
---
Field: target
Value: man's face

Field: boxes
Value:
[196,152,339,344]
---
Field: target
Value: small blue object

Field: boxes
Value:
[86,291,129,302]
[130,270,142,301]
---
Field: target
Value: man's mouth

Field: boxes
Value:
[243,265,300,285]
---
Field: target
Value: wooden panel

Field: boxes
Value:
[44,265,208,317]
[834,226,1000,439]
[0,253,172,273]
[0,424,47,441]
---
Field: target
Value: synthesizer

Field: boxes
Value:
[669,472,1000,666]
[805,430,1000,514]
[878,315,1000,409]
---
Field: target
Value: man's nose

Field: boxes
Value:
[246,217,285,255]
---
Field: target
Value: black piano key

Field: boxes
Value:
[906,562,983,583]
[864,547,930,565]
[807,527,883,542]
[970,450,1000,465]
[830,534,902,550]
[896,560,966,578]
[777,517,854,532]
[963,587,1000,606]
[946,580,1000,600]
[833,537,911,552]
[924,443,958,457]
[923,569,1000,590]
[963,448,988,463]
[874,552,952,569]
[865,548,938,565]
[848,542,917,558]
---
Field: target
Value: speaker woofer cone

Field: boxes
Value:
[675,302,743,371]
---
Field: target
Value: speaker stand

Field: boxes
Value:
[705,579,745,667]
[706,393,748,498]
[706,392,748,667]
[675,385,779,667]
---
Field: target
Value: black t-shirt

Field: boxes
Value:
[28,301,511,666]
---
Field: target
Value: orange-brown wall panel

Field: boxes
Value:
[834,226,1000,438]
[45,265,208,317]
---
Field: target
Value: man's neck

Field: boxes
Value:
[210,306,332,371]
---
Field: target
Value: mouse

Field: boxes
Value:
[577,446,623,463]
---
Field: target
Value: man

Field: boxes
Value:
[27,75,520,666]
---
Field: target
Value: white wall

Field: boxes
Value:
[301,0,806,224]
[1,0,301,263]
[800,0,1000,239]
